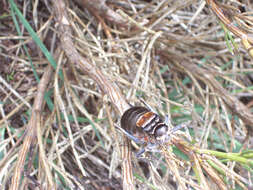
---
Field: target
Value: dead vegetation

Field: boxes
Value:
[0,0,253,189]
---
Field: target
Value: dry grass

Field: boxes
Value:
[0,0,253,189]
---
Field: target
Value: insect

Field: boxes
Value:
[117,104,184,156]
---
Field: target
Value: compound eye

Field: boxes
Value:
[154,125,168,138]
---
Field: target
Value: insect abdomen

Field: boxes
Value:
[120,106,162,135]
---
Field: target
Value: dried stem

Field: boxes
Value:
[206,0,253,58]
[159,51,253,133]
[52,0,134,189]
[10,65,53,190]
[75,0,127,27]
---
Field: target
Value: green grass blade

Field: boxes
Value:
[8,0,63,80]
[9,4,40,82]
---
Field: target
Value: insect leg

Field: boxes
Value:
[135,142,161,157]
[146,142,160,152]
[127,102,134,107]
[140,98,157,113]
[115,125,145,144]
[135,147,146,158]
[170,123,186,133]
[164,114,170,125]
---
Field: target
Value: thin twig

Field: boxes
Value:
[206,0,253,58]
[10,65,53,190]
[159,51,253,132]
[76,0,128,27]
[52,0,134,189]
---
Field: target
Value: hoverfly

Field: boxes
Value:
[117,103,184,156]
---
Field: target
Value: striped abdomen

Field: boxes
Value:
[121,106,168,139]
